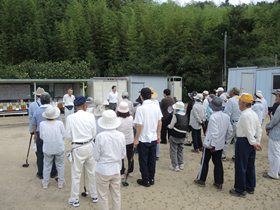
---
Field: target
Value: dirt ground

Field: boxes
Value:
[0,116,279,210]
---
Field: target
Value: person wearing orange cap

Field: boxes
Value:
[229,93,262,198]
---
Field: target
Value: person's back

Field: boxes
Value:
[66,110,96,141]
[94,130,126,173]
[40,120,65,155]
[224,96,241,122]
[205,111,232,150]
[117,116,134,145]
[136,100,162,141]
[190,101,205,129]
[252,101,265,124]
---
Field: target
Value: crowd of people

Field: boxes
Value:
[27,85,280,209]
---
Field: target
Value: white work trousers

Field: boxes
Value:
[96,172,121,210]
[268,139,280,179]
[70,143,97,200]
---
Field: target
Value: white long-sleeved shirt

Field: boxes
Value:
[134,99,162,143]
[252,101,265,124]
[63,94,75,106]
[117,116,134,145]
[40,120,65,154]
[65,110,96,143]
[224,96,241,123]
[203,111,233,150]
[236,108,262,145]
[189,101,205,130]
[93,130,126,176]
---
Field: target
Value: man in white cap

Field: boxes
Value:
[256,90,268,121]
[252,95,265,124]
[121,92,134,116]
[29,87,45,134]
[63,88,75,119]
[93,110,126,210]
[189,93,205,153]
[264,89,280,180]
[216,87,228,107]
[66,96,98,207]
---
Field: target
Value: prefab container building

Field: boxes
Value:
[227,66,280,106]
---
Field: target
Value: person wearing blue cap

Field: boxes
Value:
[66,96,98,207]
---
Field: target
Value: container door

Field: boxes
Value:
[131,82,144,102]
[240,73,255,94]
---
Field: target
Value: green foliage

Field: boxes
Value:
[0,60,94,79]
[0,0,279,93]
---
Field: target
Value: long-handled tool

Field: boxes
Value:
[81,165,88,197]
[22,133,33,168]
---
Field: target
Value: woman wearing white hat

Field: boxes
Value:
[116,101,134,183]
[93,110,126,210]
[168,101,188,171]
[40,106,65,189]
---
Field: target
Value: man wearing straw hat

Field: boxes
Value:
[194,97,232,189]
[229,93,262,198]
[93,110,126,210]
[28,87,45,134]
[134,87,162,187]
[66,96,98,207]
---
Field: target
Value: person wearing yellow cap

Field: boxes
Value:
[229,93,262,198]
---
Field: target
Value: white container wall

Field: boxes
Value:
[227,66,280,106]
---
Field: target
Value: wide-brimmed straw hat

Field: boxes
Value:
[172,101,185,110]
[33,87,45,96]
[98,110,121,130]
[42,106,60,119]
[117,101,129,113]
[209,96,223,111]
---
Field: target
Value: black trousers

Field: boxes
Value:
[197,148,223,185]
[36,132,57,177]
[109,103,117,111]
[191,128,202,150]
[160,118,170,144]
[138,140,157,183]
[121,143,134,175]
[234,137,256,193]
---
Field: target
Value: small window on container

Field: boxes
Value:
[273,75,280,89]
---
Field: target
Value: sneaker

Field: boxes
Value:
[42,183,48,189]
[58,182,64,189]
[194,179,205,187]
[137,179,150,187]
[246,190,254,194]
[169,165,180,172]
[150,179,154,185]
[92,197,98,203]
[221,156,227,161]
[229,188,246,198]
[191,149,199,153]
[179,164,184,170]
[68,198,80,207]
[262,172,279,180]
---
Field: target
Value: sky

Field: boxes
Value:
[155,0,276,6]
